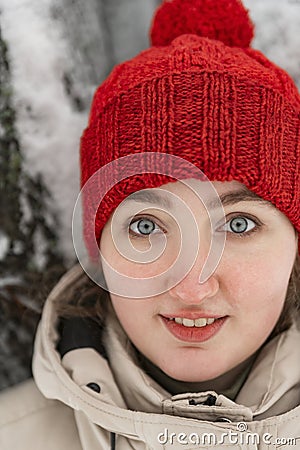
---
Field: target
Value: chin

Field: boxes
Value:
[160,361,223,383]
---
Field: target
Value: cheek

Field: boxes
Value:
[222,249,292,317]
[109,296,152,335]
[101,239,168,280]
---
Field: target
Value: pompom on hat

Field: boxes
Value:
[150,0,254,48]
[81,0,300,256]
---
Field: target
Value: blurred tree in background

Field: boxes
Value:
[0,25,67,388]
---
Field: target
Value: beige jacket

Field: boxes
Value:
[1,265,300,449]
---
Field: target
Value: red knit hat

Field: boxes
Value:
[80,0,300,254]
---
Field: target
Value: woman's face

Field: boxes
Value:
[100,180,297,382]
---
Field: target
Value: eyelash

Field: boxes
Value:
[127,215,166,238]
[127,214,262,239]
[218,214,262,239]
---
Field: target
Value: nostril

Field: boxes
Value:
[168,271,219,305]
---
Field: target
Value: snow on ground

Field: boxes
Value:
[0,0,299,262]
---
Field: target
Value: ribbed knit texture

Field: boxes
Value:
[80,0,300,254]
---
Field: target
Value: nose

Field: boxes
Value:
[168,255,220,305]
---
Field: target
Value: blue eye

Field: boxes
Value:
[224,216,257,235]
[129,218,162,236]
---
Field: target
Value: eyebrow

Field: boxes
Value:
[123,187,274,210]
[208,189,273,209]
[123,190,173,209]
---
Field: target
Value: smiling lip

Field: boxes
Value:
[162,312,224,320]
[160,314,228,343]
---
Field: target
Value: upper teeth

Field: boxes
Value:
[174,317,216,327]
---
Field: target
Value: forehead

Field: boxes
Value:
[122,179,274,210]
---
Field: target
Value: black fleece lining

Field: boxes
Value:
[56,317,107,359]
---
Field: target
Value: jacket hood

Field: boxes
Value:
[32,265,300,449]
